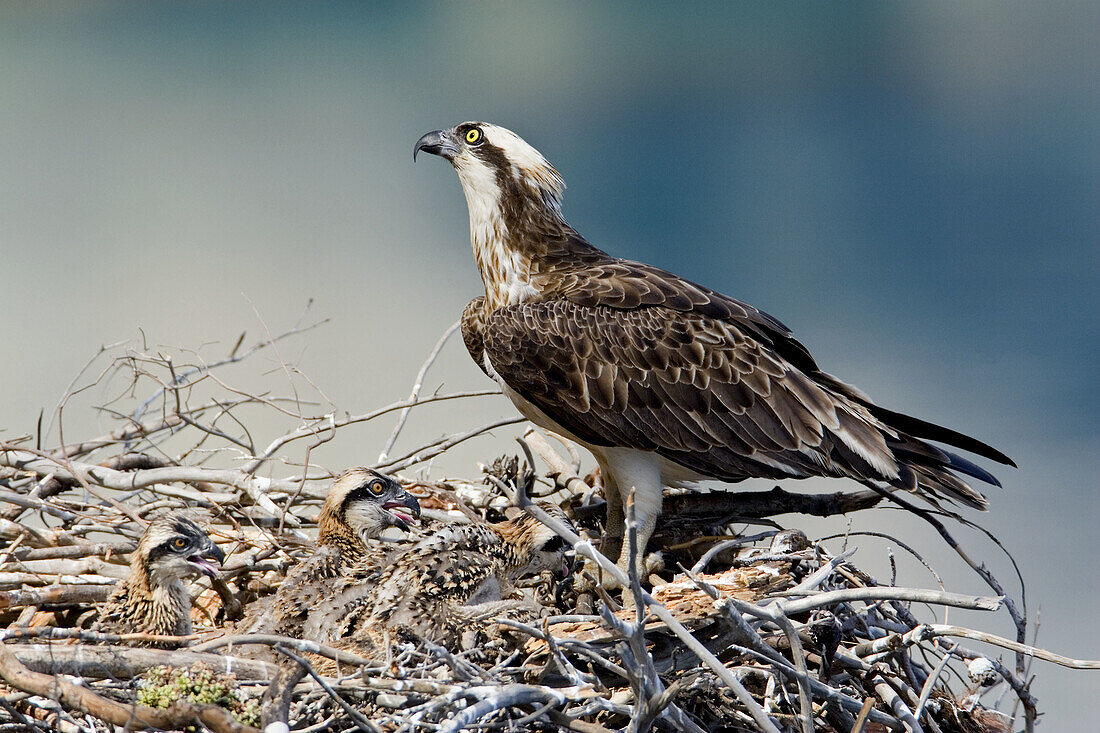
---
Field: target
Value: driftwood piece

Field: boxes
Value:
[8,542,137,562]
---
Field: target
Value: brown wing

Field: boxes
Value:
[301,539,418,643]
[534,255,822,374]
[239,544,344,636]
[92,585,134,634]
[462,296,490,376]
[350,525,506,647]
[369,525,503,615]
[536,253,1012,470]
[483,300,900,483]
[482,298,998,509]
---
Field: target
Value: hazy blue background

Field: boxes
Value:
[1,2,1097,727]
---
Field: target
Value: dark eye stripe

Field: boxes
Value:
[148,538,190,562]
[542,536,566,553]
[345,483,390,507]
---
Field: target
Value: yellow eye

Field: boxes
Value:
[369,480,386,494]
[173,538,188,549]
[465,128,482,144]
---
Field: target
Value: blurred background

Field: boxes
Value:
[1,2,1096,726]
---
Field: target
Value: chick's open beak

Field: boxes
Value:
[560,552,577,580]
[383,492,422,530]
[188,542,224,579]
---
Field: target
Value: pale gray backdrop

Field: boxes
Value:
[1,3,1097,727]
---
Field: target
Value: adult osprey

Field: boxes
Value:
[414,122,1014,581]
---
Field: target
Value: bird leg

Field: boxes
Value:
[618,483,662,585]
[590,453,664,590]
[600,473,625,565]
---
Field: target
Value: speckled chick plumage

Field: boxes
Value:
[240,467,420,638]
[93,515,223,638]
[319,506,572,650]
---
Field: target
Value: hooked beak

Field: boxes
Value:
[188,542,224,580]
[383,492,422,531]
[414,129,458,162]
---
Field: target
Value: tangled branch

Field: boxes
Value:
[0,321,1092,732]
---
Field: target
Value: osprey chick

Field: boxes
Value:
[313,506,572,650]
[94,514,223,637]
[240,467,421,638]
[414,122,1015,582]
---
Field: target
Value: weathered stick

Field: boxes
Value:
[0,643,261,733]
[8,542,135,562]
[193,634,377,668]
[926,624,1100,670]
[772,587,1002,615]
[0,584,114,608]
[665,485,883,518]
[438,685,567,733]
[4,643,276,681]
[0,450,301,504]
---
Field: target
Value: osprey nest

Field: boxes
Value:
[0,320,1088,733]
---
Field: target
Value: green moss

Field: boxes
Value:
[138,663,260,727]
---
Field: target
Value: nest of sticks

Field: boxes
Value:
[0,320,1091,732]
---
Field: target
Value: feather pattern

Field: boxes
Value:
[314,507,571,651]
[93,515,223,640]
[419,121,1014,578]
[238,467,420,638]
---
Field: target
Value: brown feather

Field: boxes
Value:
[422,122,1009,527]
[316,507,571,652]
[238,468,420,638]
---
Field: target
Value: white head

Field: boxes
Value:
[415,122,572,308]
[414,122,566,227]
